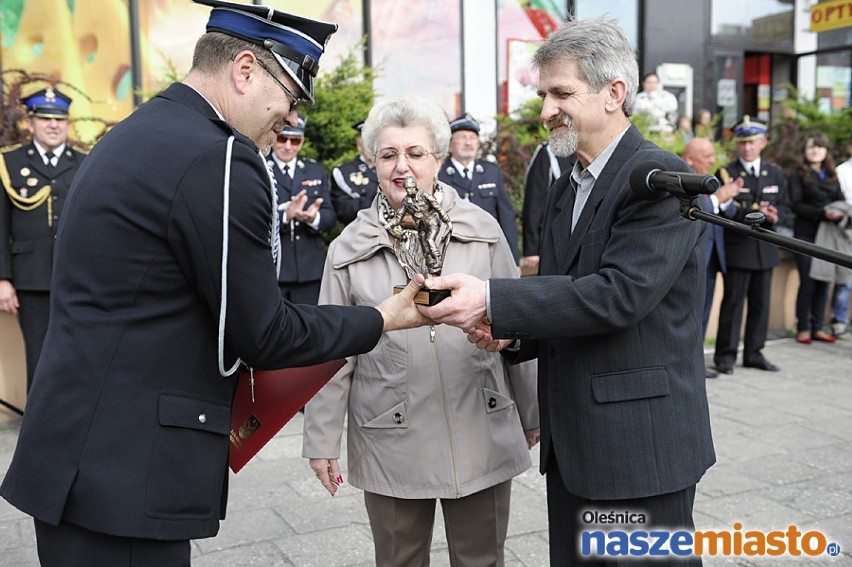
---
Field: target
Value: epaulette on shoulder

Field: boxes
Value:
[0,144,23,154]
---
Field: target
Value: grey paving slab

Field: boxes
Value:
[192,541,293,567]
[1,339,850,566]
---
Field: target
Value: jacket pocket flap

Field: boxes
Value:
[158,391,231,435]
[483,388,515,413]
[592,368,670,403]
[362,401,408,429]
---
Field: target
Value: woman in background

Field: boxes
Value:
[789,133,844,344]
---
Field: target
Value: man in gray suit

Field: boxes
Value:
[423,17,715,566]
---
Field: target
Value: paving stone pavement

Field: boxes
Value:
[1,339,850,566]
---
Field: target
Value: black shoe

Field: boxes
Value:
[743,359,779,372]
[714,364,733,375]
[705,368,718,379]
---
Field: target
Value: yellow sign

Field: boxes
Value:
[811,0,852,32]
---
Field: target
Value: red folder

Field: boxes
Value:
[229,358,345,473]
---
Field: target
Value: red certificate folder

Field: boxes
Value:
[229,358,345,473]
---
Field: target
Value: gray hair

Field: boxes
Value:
[361,95,451,160]
[532,17,639,117]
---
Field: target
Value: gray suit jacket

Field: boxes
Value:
[492,125,715,500]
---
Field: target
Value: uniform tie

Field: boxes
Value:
[45,151,57,169]
[462,166,473,198]
[283,164,290,179]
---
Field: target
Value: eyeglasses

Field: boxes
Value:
[256,58,302,113]
[276,135,303,145]
[376,146,436,164]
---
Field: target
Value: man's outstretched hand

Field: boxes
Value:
[418,273,487,331]
[376,274,433,331]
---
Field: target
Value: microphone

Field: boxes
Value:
[629,161,720,201]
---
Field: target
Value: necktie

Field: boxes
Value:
[45,151,56,169]
[280,164,292,190]
[462,167,472,198]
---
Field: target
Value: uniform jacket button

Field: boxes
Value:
[198,413,207,424]
[392,412,403,424]
[488,397,497,409]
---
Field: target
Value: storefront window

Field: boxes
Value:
[370,0,461,116]
[799,51,852,115]
[817,24,852,51]
[714,53,741,130]
[574,0,638,48]
[498,0,565,114]
[711,0,793,44]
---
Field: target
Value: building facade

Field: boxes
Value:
[1,0,848,140]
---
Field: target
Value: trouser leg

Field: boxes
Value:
[364,491,436,567]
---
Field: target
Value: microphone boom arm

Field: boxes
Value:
[677,197,852,270]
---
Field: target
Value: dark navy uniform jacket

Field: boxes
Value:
[267,157,336,284]
[330,156,378,224]
[438,158,519,263]
[521,142,573,258]
[0,83,383,542]
[715,160,788,271]
[0,142,86,290]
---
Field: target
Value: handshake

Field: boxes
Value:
[376,273,511,352]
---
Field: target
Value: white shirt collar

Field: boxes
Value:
[271,152,297,173]
[33,140,66,161]
[739,158,761,174]
[451,157,473,174]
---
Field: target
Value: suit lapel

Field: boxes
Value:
[269,159,291,199]
[51,151,75,178]
[564,145,629,253]
[23,143,50,179]
[548,125,643,275]
[291,162,302,195]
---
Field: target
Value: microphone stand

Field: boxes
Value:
[0,397,23,417]
[677,197,852,270]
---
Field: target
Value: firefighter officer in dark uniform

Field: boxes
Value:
[438,113,520,265]
[0,87,87,392]
[267,114,336,305]
[330,120,379,224]
[713,116,789,375]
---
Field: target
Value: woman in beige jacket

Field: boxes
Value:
[303,95,539,566]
